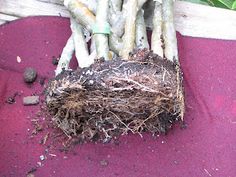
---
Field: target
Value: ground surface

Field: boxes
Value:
[0,17,235,177]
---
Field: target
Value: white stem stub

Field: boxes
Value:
[121,0,138,59]
[152,2,163,57]
[93,0,110,60]
[55,35,74,76]
[162,0,179,62]
[70,18,93,68]
[136,9,149,49]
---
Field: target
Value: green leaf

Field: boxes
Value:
[182,0,236,9]
[208,0,229,8]
[180,0,210,5]
[216,0,234,8]
[232,1,236,9]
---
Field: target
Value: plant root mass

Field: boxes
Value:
[46,49,184,142]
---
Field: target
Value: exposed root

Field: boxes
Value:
[46,49,184,142]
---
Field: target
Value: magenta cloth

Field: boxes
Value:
[0,17,235,177]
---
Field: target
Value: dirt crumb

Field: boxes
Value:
[100,160,109,167]
[23,67,37,83]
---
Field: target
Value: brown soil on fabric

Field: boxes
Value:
[45,49,184,142]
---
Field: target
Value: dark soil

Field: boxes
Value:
[27,168,37,175]
[6,97,15,104]
[45,49,184,142]
[52,56,59,66]
[39,77,46,86]
[6,92,19,104]
[24,68,37,83]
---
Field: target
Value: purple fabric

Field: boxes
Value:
[0,16,235,177]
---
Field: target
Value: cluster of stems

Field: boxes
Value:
[55,0,178,76]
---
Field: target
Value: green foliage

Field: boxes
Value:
[182,0,236,10]
[233,1,236,8]
[181,0,209,5]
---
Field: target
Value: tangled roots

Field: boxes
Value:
[46,49,184,142]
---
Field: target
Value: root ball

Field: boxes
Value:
[46,49,184,142]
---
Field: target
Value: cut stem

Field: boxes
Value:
[110,13,125,38]
[151,2,163,57]
[108,0,124,54]
[112,0,147,38]
[65,0,96,32]
[55,35,74,76]
[70,18,93,68]
[162,0,184,120]
[136,9,149,49]
[77,0,97,14]
[110,0,122,12]
[109,34,123,55]
[90,37,96,53]
[109,0,148,57]
[120,0,138,59]
[93,0,110,60]
[109,0,124,37]
[162,0,178,62]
